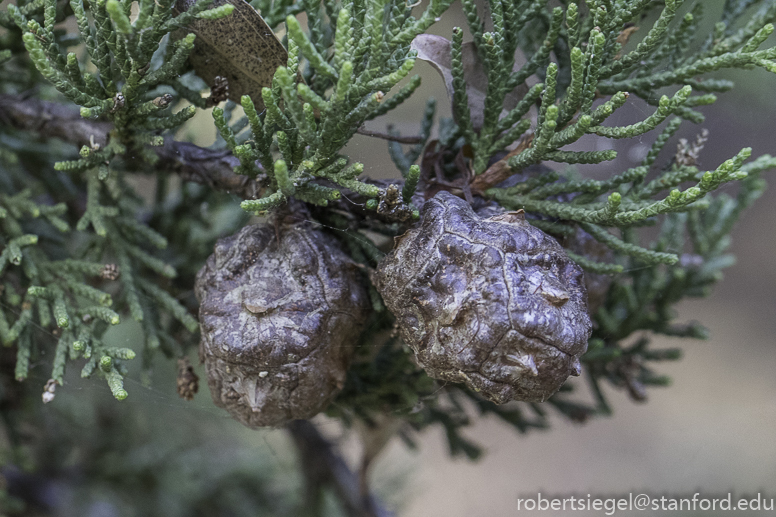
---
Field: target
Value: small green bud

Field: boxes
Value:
[27,286,48,298]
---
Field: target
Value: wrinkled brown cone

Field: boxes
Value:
[195,224,371,427]
[374,191,592,403]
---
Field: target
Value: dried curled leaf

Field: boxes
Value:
[410,34,530,130]
[195,224,371,427]
[374,191,592,403]
[175,0,288,108]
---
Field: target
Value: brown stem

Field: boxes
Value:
[356,126,424,144]
[287,420,394,517]
[0,94,265,199]
[468,135,534,194]
[0,95,434,227]
[153,140,266,199]
[0,93,112,149]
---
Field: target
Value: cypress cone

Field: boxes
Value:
[195,224,370,427]
[374,191,592,403]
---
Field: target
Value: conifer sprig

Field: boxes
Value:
[415,0,776,267]
[231,0,454,215]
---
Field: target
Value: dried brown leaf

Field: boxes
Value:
[616,25,639,47]
[469,134,533,193]
[175,0,288,109]
[410,34,530,130]
[615,25,639,59]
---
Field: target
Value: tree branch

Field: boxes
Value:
[0,95,423,223]
[154,140,265,199]
[356,126,424,144]
[287,420,394,517]
[0,94,265,199]
[0,93,112,149]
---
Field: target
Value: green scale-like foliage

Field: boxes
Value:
[441,0,776,267]
[0,0,225,398]
[225,0,455,213]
